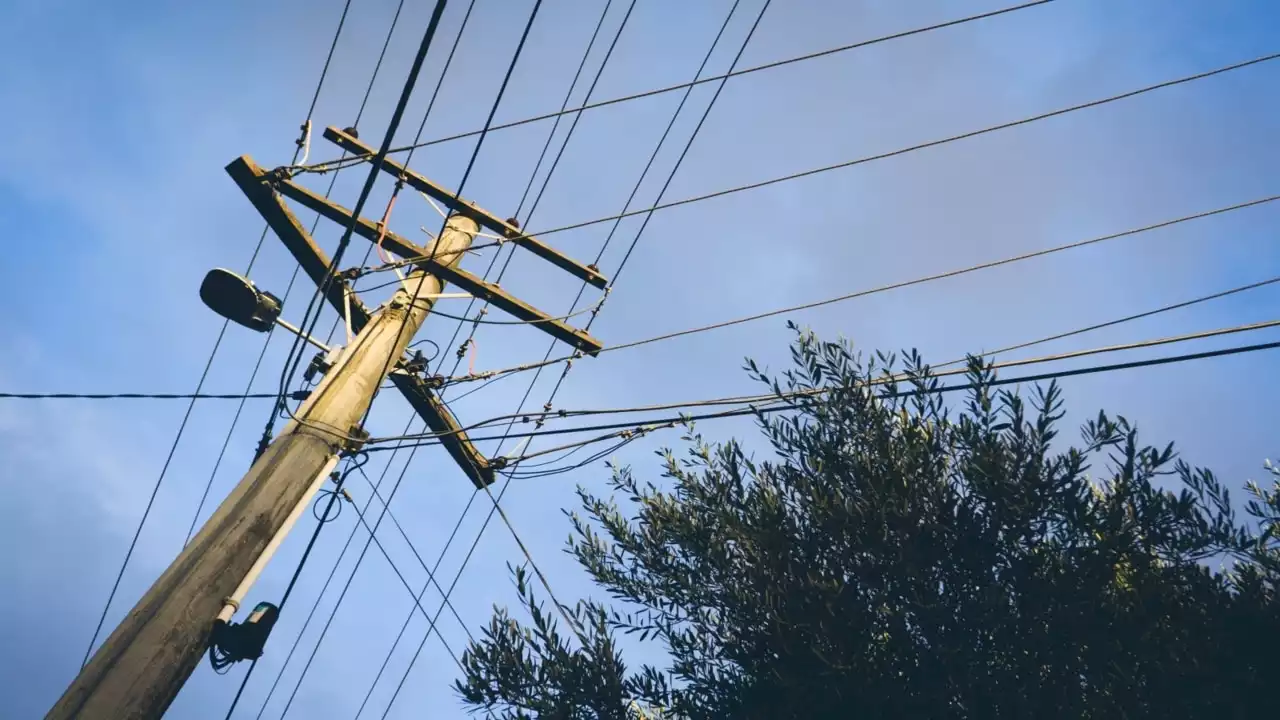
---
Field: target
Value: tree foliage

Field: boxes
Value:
[456,328,1280,719]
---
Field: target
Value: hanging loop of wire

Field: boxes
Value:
[312,451,368,525]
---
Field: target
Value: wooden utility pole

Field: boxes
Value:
[47,216,480,719]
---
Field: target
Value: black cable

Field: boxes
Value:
[381,316,1280,445]
[272,0,453,446]
[352,465,475,644]
[77,0,362,664]
[221,453,368,719]
[0,391,283,400]
[281,4,552,715]
[431,0,772,668]
[516,52,1280,244]
[188,0,413,554]
[378,3,760,712]
[460,0,771,492]
[427,0,622,378]
[78,321,231,669]
[184,304,297,547]
[366,337,1280,457]
[274,426,439,718]
[436,195,1280,390]
[316,0,483,351]
[295,0,1058,172]
[247,4,484,715]
[408,337,441,364]
[355,489,481,718]
[370,4,643,713]
[247,414,420,720]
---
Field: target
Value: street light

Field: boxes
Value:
[199,268,329,351]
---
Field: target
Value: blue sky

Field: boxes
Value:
[1,0,1278,717]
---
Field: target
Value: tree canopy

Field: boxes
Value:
[455,328,1280,719]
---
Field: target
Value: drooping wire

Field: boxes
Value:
[77,0,358,671]
[220,452,369,719]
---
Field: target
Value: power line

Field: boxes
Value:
[253,6,487,711]
[378,315,1280,446]
[361,1,630,712]
[514,52,1280,244]
[220,455,366,718]
[272,0,454,446]
[351,463,475,646]
[442,194,1280,388]
[281,4,550,713]
[293,0,1059,174]
[427,0,635,392]
[318,0,483,351]
[378,334,1280,460]
[382,4,773,711]
[273,422,431,718]
[0,391,283,400]
[188,0,415,552]
[77,0,358,670]
[15,264,1276,409]
[246,415,419,720]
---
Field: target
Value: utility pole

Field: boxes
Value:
[49,127,603,715]
[47,216,480,719]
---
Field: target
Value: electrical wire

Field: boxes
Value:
[371,334,1280,461]
[77,0,358,670]
[400,295,605,326]
[369,314,1280,447]
[511,52,1280,245]
[378,5,769,711]
[272,421,431,719]
[291,0,1058,174]
[440,194,1280,388]
[352,463,475,646]
[272,0,454,448]
[16,272,1277,410]
[246,415,418,720]
[425,0,633,401]
[251,2,485,713]
[373,3,646,713]
[194,0,416,564]
[474,0,775,652]
[0,391,283,400]
[280,6,547,713]
[221,453,368,718]
[342,486,466,675]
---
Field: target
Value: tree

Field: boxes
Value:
[456,327,1280,719]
